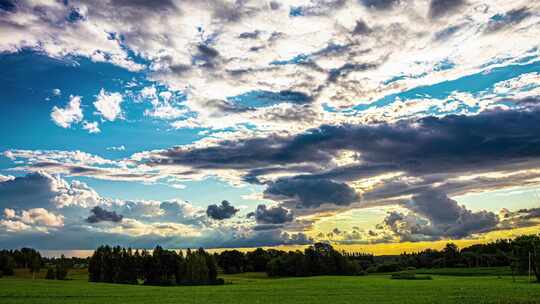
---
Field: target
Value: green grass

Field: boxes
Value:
[1,269,539,304]
[415,267,514,276]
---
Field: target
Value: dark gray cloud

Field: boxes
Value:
[193,44,220,69]
[86,206,123,223]
[352,20,372,35]
[0,172,57,210]
[143,108,540,218]
[409,190,464,224]
[0,0,16,12]
[264,177,359,208]
[379,190,499,241]
[328,63,378,82]
[360,0,400,10]
[428,0,465,19]
[107,0,176,10]
[206,200,239,220]
[516,208,540,220]
[434,24,465,41]
[411,190,499,237]
[147,108,540,180]
[250,204,294,224]
[239,30,260,39]
[485,7,532,33]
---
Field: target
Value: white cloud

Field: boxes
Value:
[82,121,101,134]
[93,89,123,121]
[52,88,61,96]
[2,0,539,135]
[0,220,32,233]
[144,103,187,120]
[1,207,64,233]
[0,174,15,183]
[5,208,64,227]
[106,145,126,151]
[169,183,186,189]
[50,95,84,128]
[3,208,16,218]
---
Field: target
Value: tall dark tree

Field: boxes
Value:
[28,251,42,280]
[217,250,245,274]
[246,248,271,272]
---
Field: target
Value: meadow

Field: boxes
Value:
[1,268,539,304]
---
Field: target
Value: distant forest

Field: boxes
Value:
[1,234,539,285]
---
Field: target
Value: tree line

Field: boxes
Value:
[0,248,41,278]
[88,245,223,286]
[2,234,539,283]
[0,248,70,280]
[396,235,540,281]
[213,235,540,281]
[216,243,372,277]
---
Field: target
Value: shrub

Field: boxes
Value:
[391,270,432,280]
[369,263,402,273]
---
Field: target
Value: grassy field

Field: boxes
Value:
[1,269,539,304]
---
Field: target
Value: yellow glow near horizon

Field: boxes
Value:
[39,225,540,258]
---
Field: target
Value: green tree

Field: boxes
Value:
[55,255,69,280]
[29,252,42,280]
[512,235,540,282]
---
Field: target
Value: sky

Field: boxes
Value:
[1,0,540,255]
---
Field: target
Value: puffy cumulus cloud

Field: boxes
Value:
[50,95,83,128]
[403,190,498,239]
[249,204,294,224]
[0,172,65,210]
[0,171,107,211]
[140,87,187,120]
[0,219,32,233]
[86,206,123,223]
[0,207,64,234]
[93,89,123,121]
[206,200,239,220]
[342,189,509,243]
[0,171,310,248]
[82,121,100,134]
[3,208,64,227]
[0,0,143,71]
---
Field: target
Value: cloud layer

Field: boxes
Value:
[1,0,540,249]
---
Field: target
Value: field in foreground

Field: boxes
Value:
[1,270,539,304]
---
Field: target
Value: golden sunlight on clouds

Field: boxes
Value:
[331,225,540,255]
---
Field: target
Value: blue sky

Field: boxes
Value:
[1,0,540,252]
